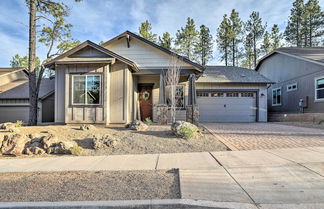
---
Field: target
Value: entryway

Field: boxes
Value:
[138,84,153,121]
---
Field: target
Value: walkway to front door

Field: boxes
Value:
[138,85,153,121]
[203,123,324,151]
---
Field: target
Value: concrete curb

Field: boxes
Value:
[0,199,258,208]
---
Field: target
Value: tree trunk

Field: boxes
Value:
[253,34,256,68]
[28,0,38,125]
[296,20,300,47]
[232,39,235,66]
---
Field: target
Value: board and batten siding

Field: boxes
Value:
[196,83,268,122]
[105,38,193,69]
[258,53,324,113]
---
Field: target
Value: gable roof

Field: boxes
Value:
[0,78,55,100]
[256,47,324,71]
[197,66,273,84]
[44,40,139,71]
[0,67,27,77]
[101,31,204,72]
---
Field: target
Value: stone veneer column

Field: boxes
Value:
[156,104,168,125]
[186,105,199,124]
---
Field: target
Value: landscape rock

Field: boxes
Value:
[127,120,148,131]
[92,134,119,150]
[171,121,199,139]
[41,134,59,150]
[47,141,74,154]
[0,134,31,156]
[0,122,15,130]
[24,138,45,155]
[79,124,96,131]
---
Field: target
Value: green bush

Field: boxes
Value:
[319,120,324,124]
[180,126,198,139]
[15,120,23,127]
[144,117,153,125]
[70,145,83,155]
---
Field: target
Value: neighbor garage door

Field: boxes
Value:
[197,91,257,122]
[0,106,29,123]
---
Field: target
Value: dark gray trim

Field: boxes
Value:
[197,88,260,122]
[133,68,199,75]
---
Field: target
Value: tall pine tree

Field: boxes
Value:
[270,24,282,50]
[241,33,254,69]
[159,32,172,50]
[245,11,266,68]
[139,20,157,43]
[194,25,213,66]
[175,17,198,60]
[284,0,305,47]
[216,14,231,66]
[261,31,272,55]
[228,9,243,66]
[304,0,324,46]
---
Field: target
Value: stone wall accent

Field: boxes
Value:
[186,105,199,124]
[155,104,168,125]
[268,112,324,123]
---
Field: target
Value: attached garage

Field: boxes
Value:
[196,66,273,122]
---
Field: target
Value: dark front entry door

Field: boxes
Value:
[139,85,153,121]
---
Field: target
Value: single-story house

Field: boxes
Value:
[256,47,324,122]
[0,68,54,123]
[0,31,272,124]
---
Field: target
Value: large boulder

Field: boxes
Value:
[24,138,46,155]
[0,123,16,130]
[0,134,31,156]
[91,134,119,150]
[41,134,59,150]
[47,141,75,154]
[127,120,148,131]
[171,121,199,139]
[79,124,96,131]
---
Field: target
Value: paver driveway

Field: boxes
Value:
[203,123,324,150]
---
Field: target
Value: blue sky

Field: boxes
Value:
[0,0,323,66]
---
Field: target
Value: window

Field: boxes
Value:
[72,75,101,105]
[241,92,254,97]
[166,85,185,108]
[272,87,281,106]
[226,92,239,97]
[197,92,209,97]
[211,92,224,97]
[315,77,324,101]
[287,83,297,92]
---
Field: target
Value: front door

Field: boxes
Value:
[139,85,153,121]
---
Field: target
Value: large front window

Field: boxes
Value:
[272,87,281,106]
[315,77,324,101]
[72,75,101,105]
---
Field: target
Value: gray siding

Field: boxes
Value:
[258,53,324,113]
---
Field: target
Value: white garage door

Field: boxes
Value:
[0,106,29,123]
[197,91,257,122]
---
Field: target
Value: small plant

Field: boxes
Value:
[180,126,198,139]
[319,120,324,125]
[144,117,153,125]
[70,145,83,155]
[15,120,23,127]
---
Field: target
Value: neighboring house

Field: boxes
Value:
[0,68,55,123]
[256,47,324,122]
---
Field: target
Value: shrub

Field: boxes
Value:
[171,121,199,139]
[180,126,198,139]
[319,120,324,124]
[70,145,83,155]
[144,117,153,125]
[15,120,23,127]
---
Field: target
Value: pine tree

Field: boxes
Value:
[175,17,198,60]
[139,20,157,43]
[261,31,272,55]
[304,0,324,46]
[245,11,266,68]
[284,0,305,47]
[270,24,282,50]
[216,14,231,66]
[194,25,213,66]
[159,32,172,50]
[228,9,243,66]
[241,33,254,69]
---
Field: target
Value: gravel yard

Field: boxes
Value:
[0,124,228,157]
[0,170,179,202]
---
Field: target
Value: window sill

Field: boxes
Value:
[272,104,282,107]
[314,99,324,103]
[69,104,103,108]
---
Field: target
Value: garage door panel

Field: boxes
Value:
[198,91,257,122]
[0,107,29,123]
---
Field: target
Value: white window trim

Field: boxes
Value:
[71,74,102,106]
[315,76,324,102]
[272,87,282,106]
[286,82,298,92]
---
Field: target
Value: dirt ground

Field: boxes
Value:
[0,124,228,157]
[273,122,324,130]
[0,170,179,201]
